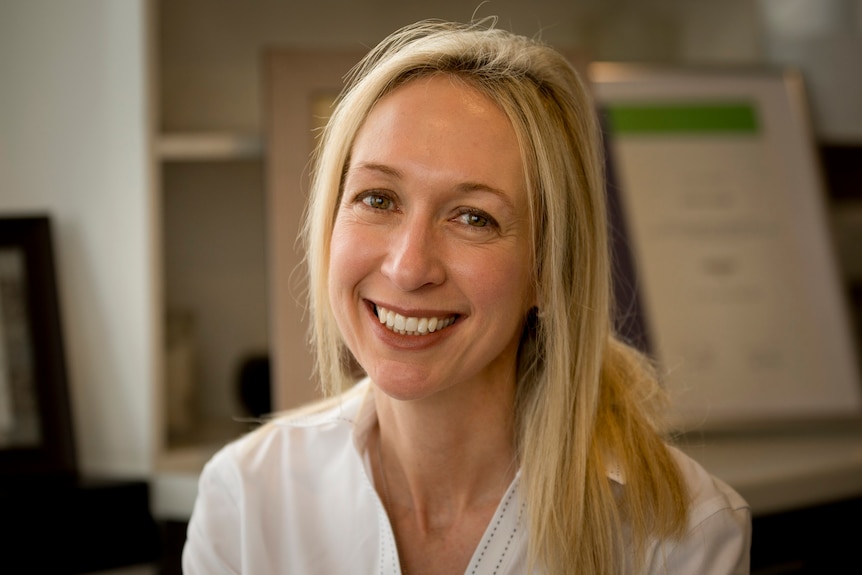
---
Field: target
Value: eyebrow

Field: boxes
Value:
[348,162,517,210]
[348,162,403,180]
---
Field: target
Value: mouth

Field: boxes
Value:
[373,304,458,336]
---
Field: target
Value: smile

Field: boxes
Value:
[374,304,457,335]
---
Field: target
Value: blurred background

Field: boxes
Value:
[1,0,860,573]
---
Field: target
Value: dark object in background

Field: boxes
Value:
[2,477,160,574]
[600,107,652,355]
[0,214,77,486]
[237,354,272,418]
[0,216,160,573]
[819,144,862,201]
[819,144,862,360]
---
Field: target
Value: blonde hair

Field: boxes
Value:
[302,18,688,574]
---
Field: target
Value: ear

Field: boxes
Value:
[528,278,540,311]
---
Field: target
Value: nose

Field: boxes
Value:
[380,218,446,291]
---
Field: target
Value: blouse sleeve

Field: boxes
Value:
[182,446,244,575]
[656,504,752,574]
[643,445,753,575]
[646,476,752,575]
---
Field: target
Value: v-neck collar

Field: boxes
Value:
[350,379,528,574]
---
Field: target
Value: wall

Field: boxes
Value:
[158,0,763,134]
[0,0,154,477]
[159,0,862,142]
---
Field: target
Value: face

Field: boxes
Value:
[328,74,535,402]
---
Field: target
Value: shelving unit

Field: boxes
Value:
[156,141,269,464]
[157,133,264,162]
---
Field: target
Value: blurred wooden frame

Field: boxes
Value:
[264,50,365,410]
[0,215,76,483]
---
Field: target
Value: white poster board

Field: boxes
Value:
[590,63,862,430]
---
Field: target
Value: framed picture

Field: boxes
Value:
[591,64,862,431]
[0,215,76,482]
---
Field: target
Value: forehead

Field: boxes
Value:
[348,75,525,190]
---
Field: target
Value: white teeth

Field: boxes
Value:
[375,305,455,336]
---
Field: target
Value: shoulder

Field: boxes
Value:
[669,445,749,522]
[644,446,752,574]
[200,382,369,487]
[183,381,376,574]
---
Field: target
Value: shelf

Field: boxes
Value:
[680,427,862,516]
[148,427,862,522]
[157,132,264,161]
[153,424,258,520]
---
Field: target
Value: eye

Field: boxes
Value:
[359,192,394,210]
[455,208,497,230]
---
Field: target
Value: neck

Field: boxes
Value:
[372,380,518,520]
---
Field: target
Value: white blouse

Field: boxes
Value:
[183,381,751,574]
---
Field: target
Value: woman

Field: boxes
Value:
[183,19,751,575]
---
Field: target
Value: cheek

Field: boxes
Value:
[456,248,534,310]
[328,221,377,301]
[328,227,354,301]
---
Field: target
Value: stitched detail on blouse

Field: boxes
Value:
[493,500,524,575]
[377,521,385,575]
[376,493,398,575]
[379,514,385,575]
[392,535,399,575]
[471,485,519,574]
[375,484,399,575]
[378,499,398,575]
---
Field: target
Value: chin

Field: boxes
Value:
[367,366,447,402]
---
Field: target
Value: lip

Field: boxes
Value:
[364,299,460,350]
